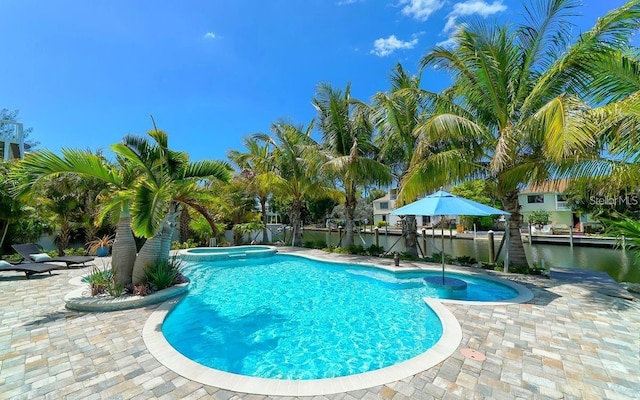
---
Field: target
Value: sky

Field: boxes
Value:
[0,0,634,163]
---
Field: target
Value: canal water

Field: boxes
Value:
[295,230,639,284]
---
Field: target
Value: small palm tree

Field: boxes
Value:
[228,136,278,244]
[265,120,336,246]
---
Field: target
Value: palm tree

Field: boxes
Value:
[264,120,333,246]
[372,64,429,256]
[402,0,640,267]
[13,149,140,284]
[13,129,232,284]
[210,178,261,245]
[113,130,232,283]
[228,136,277,244]
[313,83,391,247]
[37,175,88,255]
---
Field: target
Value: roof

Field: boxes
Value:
[521,179,571,194]
[372,194,391,203]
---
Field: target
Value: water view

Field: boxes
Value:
[297,230,640,284]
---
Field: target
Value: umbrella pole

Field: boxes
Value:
[441,216,445,284]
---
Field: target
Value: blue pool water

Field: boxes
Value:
[162,254,518,380]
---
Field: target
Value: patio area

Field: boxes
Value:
[1,249,639,399]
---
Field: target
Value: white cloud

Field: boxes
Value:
[371,35,419,57]
[203,32,217,40]
[440,1,506,45]
[399,0,445,21]
[337,0,362,5]
[452,0,507,18]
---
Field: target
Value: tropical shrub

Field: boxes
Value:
[85,266,111,296]
[303,240,327,249]
[527,210,550,229]
[376,221,387,228]
[144,255,184,291]
[171,239,198,250]
[366,244,385,256]
[65,247,89,256]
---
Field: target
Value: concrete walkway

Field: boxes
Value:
[1,251,639,399]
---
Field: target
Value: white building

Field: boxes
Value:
[372,188,440,228]
[0,121,25,160]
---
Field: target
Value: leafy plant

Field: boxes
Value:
[303,240,327,249]
[85,234,115,254]
[106,280,125,297]
[171,238,198,250]
[85,266,111,296]
[64,247,89,256]
[133,283,151,296]
[376,221,387,228]
[366,244,384,256]
[452,255,477,266]
[603,216,640,259]
[144,255,184,291]
[527,210,550,229]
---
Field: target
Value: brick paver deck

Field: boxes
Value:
[1,250,639,399]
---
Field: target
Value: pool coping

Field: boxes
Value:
[142,249,533,396]
[64,275,189,312]
[144,296,461,396]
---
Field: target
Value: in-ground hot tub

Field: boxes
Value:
[178,245,277,262]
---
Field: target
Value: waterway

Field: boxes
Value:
[295,230,640,284]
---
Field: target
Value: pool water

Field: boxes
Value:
[162,254,516,380]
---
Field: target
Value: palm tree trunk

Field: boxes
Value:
[291,200,303,247]
[132,234,162,284]
[344,192,356,247]
[159,203,181,264]
[260,197,269,244]
[179,208,190,243]
[57,219,71,256]
[132,207,180,284]
[0,221,9,249]
[111,206,137,285]
[501,191,529,268]
[404,215,418,257]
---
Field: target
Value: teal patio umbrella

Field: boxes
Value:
[391,190,510,284]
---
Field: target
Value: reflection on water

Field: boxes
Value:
[298,230,640,283]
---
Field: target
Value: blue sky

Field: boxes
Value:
[0,0,633,162]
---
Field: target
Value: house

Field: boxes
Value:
[372,188,441,228]
[372,189,402,226]
[0,120,25,160]
[518,180,595,232]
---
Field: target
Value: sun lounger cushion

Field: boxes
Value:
[30,253,52,262]
[0,260,12,268]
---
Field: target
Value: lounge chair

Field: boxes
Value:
[12,243,94,268]
[0,260,59,279]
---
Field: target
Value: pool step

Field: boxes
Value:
[228,253,248,259]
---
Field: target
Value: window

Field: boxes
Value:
[527,195,544,204]
[556,194,567,202]
[379,202,389,210]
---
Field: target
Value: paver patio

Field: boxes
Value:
[1,249,639,399]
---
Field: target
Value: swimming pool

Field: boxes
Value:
[179,245,277,262]
[161,253,521,381]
